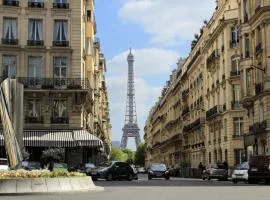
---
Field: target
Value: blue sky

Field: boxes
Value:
[95,0,215,149]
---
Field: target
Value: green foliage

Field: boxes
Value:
[122,148,135,164]
[134,143,145,167]
[110,148,128,161]
[21,149,30,160]
[41,148,65,162]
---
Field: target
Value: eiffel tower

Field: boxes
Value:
[120,49,141,149]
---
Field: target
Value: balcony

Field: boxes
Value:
[53,2,69,9]
[230,70,240,77]
[2,38,18,45]
[255,83,264,95]
[28,1,44,8]
[3,0,19,6]
[182,89,189,100]
[253,120,267,133]
[230,40,239,48]
[181,107,190,117]
[25,116,43,124]
[231,101,242,109]
[51,116,69,124]
[206,105,225,120]
[256,43,262,56]
[17,77,90,90]
[27,40,44,46]
[53,40,69,47]
[207,49,220,68]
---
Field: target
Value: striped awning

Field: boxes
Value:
[24,130,75,147]
[73,130,103,148]
[0,130,103,148]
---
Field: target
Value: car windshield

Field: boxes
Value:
[0,159,8,165]
[99,162,112,167]
[151,164,166,171]
[85,163,96,168]
[55,163,68,168]
[236,162,249,170]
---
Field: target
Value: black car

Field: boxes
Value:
[148,163,170,180]
[91,161,138,181]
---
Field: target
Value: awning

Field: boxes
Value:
[0,130,104,148]
[24,130,75,147]
[73,130,103,148]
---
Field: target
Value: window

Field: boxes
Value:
[53,57,67,87]
[87,10,91,21]
[3,55,16,79]
[244,34,250,58]
[86,38,92,55]
[3,18,17,40]
[53,20,68,41]
[232,84,241,104]
[53,99,67,117]
[234,149,245,165]
[233,117,243,136]
[259,104,264,122]
[27,99,41,118]
[230,27,238,47]
[29,19,43,41]
[231,57,240,75]
[54,0,67,2]
[28,57,42,86]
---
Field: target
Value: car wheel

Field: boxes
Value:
[232,179,238,184]
[106,173,113,181]
[165,176,170,180]
[127,173,133,181]
[202,176,206,180]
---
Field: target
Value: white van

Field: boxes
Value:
[0,158,8,170]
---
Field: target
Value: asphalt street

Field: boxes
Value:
[1,174,270,200]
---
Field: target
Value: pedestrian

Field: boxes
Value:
[198,162,204,175]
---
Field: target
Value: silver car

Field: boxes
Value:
[231,162,249,183]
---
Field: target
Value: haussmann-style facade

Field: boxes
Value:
[144,0,270,176]
[0,0,112,166]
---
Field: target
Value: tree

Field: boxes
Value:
[134,143,145,167]
[122,148,135,164]
[110,148,128,161]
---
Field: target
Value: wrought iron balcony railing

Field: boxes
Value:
[255,83,264,95]
[25,116,43,124]
[27,40,44,46]
[2,38,19,45]
[253,120,267,133]
[206,105,224,120]
[53,2,69,9]
[28,1,44,8]
[53,40,69,47]
[3,0,19,6]
[51,116,69,124]
[231,101,242,109]
[17,77,90,90]
[230,70,240,77]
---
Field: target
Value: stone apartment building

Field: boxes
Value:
[0,0,111,166]
[144,0,270,170]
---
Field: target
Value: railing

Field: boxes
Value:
[255,83,264,95]
[206,105,224,120]
[256,43,262,55]
[181,107,190,117]
[2,38,18,45]
[17,77,90,90]
[230,70,240,77]
[28,1,44,8]
[231,101,242,109]
[51,116,69,124]
[25,116,43,124]
[27,40,44,46]
[207,49,220,66]
[3,0,19,6]
[253,120,267,133]
[53,40,69,47]
[53,2,69,9]
[182,89,189,99]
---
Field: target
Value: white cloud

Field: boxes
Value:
[107,48,179,77]
[119,0,215,46]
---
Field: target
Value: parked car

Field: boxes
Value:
[231,162,249,183]
[23,161,41,171]
[148,163,170,180]
[54,163,68,169]
[202,163,228,181]
[248,155,270,184]
[137,166,147,174]
[0,158,8,170]
[91,161,137,181]
[78,163,96,175]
